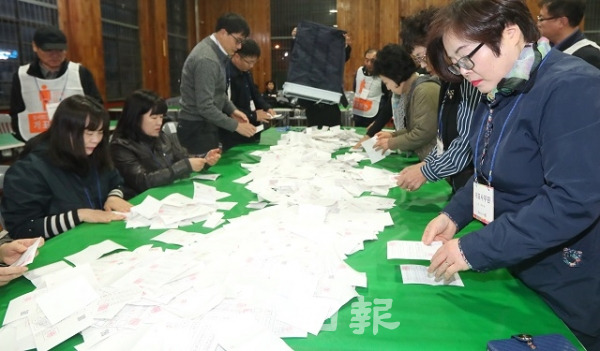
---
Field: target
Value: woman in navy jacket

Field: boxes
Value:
[422,0,600,349]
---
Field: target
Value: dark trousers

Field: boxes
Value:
[305,103,341,128]
[177,119,220,155]
[353,115,374,128]
[447,165,475,194]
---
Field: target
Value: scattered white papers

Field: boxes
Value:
[246,201,268,209]
[36,277,99,325]
[387,240,442,260]
[400,264,464,287]
[361,136,390,164]
[192,173,220,181]
[64,240,126,266]
[10,237,42,267]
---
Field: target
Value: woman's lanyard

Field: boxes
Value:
[474,94,524,185]
[473,50,551,185]
[80,167,103,210]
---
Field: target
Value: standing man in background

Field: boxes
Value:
[177,13,256,155]
[10,26,103,141]
[537,0,600,69]
[219,39,275,151]
[352,48,389,128]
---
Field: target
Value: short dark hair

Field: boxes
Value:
[400,7,439,53]
[427,0,540,82]
[114,89,167,142]
[364,48,377,57]
[215,13,250,37]
[237,38,261,58]
[372,44,418,85]
[24,95,112,176]
[539,0,585,27]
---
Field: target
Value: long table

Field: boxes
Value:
[0,128,583,350]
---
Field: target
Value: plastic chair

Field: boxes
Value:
[0,114,13,134]
[162,121,178,135]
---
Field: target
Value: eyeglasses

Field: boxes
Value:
[241,56,257,66]
[537,15,557,22]
[229,33,245,45]
[412,54,427,64]
[447,42,485,75]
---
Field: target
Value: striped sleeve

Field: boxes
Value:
[421,82,481,181]
[42,210,82,238]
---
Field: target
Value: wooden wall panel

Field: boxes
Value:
[139,0,170,98]
[195,0,272,95]
[57,0,105,101]
[51,0,544,103]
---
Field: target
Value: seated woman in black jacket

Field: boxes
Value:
[110,89,220,197]
[1,95,132,239]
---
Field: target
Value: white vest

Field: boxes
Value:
[352,67,383,118]
[18,62,84,140]
[563,38,600,55]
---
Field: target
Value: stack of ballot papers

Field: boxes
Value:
[236,128,398,203]
[124,183,234,229]
[0,127,402,351]
[387,240,464,287]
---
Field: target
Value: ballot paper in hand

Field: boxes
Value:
[400,264,464,287]
[361,136,391,164]
[10,237,42,267]
[387,240,442,260]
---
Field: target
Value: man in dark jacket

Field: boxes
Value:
[9,26,103,141]
[219,39,275,151]
[537,0,600,69]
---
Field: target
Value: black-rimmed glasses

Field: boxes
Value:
[447,42,485,75]
[228,33,245,45]
[537,15,557,22]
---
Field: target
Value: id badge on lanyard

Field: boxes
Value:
[473,181,494,224]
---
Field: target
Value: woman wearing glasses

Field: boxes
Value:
[395,7,482,194]
[111,90,221,197]
[421,0,600,349]
[371,44,440,161]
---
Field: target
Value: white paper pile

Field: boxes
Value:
[0,128,401,350]
[125,184,232,229]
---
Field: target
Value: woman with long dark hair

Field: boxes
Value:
[1,95,131,239]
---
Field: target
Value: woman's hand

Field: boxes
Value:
[375,131,392,140]
[0,266,27,286]
[0,238,45,265]
[428,239,470,281]
[78,209,126,223]
[205,148,222,166]
[188,157,207,172]
[353,135,371,149]
[422,213,458,245]
[104,196,132,213]
[396,162,427,191]
[373,137,391,153]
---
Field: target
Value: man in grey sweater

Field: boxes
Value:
[177,13,256,155]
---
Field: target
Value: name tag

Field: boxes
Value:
[473,181,494,224]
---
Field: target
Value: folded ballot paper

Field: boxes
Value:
[387,240,464,287]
